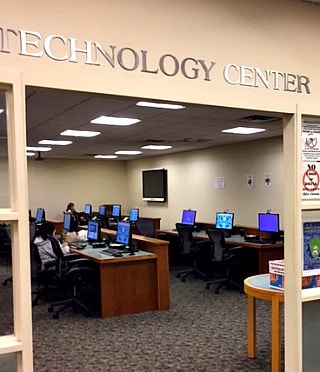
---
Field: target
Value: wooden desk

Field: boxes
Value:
[157,230,284,274]
[244,274,284,372]
[72,229,170,318]
[225,235,284,274]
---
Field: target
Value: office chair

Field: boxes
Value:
[135,219,155,238]
[205,228,243,293]
[47,258,100,319]
[1,224,12,286]
[175,223,211,282]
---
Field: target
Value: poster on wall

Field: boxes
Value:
[301,121,320,200]
[302,221,320,275]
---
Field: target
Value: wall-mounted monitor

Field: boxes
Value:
[98,205,106,216]
[129,208,139,222]
[116,221,132,247]
[84,203,92,216]
[87,220,101,242]
[142,168,167,202]
[181,209,197,226]
[112,204,121,218]
[258,213,280,234]
[35,208,45,224]
[215,212,234,231]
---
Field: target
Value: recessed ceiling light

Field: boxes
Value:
[0,109,4,114]
[115,150,142,155]
[39,140,73,145]
[91,116,141,126]
[136,101,185,110]
[60,129,101,137]
[26,152,35,156]
[94,155,118,159]
[222,127,266,135]
[141,145,172,150]
[26,146,52,152]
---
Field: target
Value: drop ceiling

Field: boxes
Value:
[0,86,285,161]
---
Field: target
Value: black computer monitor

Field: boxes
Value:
[181,209,197,226]
[112,204,121,218]
[35,208,45,224]
[98,205,106,216]
[129,208,139,222]
[258,213,280,242]
[215,212,234,233]
[87,220,101,242]
[63,212,72,232]
[116,221,132,247]
[84,203,92,217]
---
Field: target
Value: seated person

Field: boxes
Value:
[66,202,87,226]
[33,222,70,269]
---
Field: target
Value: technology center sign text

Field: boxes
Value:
[0,27,311,94]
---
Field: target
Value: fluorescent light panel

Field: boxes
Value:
[39,140,72,145]
[136,101,185,110]
[26,152,35,156]
[222,127,266,135]
[26,146,52,152]
[141,145,172,150]
[60,129,100,137]
[0,109,4,114]
[115,150,142,155]
[91,116,141,126]
[94,155,118,159]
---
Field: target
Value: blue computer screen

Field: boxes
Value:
[258,213,280,233]
[35,208,44,224]
[63,213,71,231]
[116,221,131,245]
[181,210,196,225]
[84,204,92,215]
[129,208,139,222]
[112,204,121,217]
[87,220,100,241]
[98,205,106,216]
[215,212,234,230]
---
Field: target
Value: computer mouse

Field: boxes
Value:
[113,253,123,257]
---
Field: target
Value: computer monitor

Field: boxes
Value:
[215,212,234,232]
[129,208,139,222]
[63,213,72,232]
[87,220,101,242]
[181,209,197,226]
[258,213,280,235]
[98,205,106,216]
[35,208,45,224]
[116,221,132,247]
[84,203,92,216]
[112,204,121,218]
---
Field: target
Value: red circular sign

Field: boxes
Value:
[303,168,320,192]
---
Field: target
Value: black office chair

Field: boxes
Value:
[135,219,155,238]
[175,223,211,282]
[205,228,243,293]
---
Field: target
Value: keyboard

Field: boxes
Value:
[101,248,124,256]
[246,238,270,244]
[71,242,88,250]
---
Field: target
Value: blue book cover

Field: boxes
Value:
[303,221,320,275]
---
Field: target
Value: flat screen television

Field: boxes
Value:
[35,208,45,224]
[112,204,121,218]
[98,205,106,216]
[129,208,139,222]
[87,220,101,242]
[142,168,167,202]
[181,209,197,226]
[215,212,234,231]
[116,221,132,247]
[84,203,92,216]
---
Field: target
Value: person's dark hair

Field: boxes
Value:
[66,202,74,211]
[35,222,55,240]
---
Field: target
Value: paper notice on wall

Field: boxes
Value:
[215,176,225,189]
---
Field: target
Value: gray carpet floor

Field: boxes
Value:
[0,264,284,371]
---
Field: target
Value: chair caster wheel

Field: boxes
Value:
[84,312,91,318]
[47,306,54,313]
[181,278,186,282]
[2,282,7,286]
[214,289,219,294]
[176,273,181,278]
[205,284,210,289]
[53,312,59,319]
